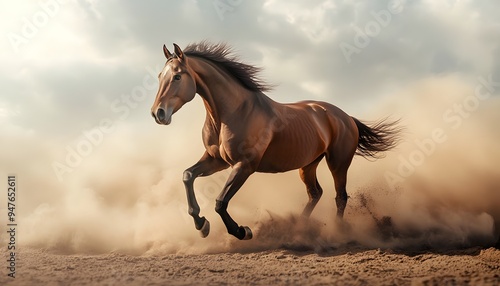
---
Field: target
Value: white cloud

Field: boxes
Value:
[263,0,339,42]
[300,80,329,98]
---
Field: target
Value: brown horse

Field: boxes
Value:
[151,42,401,240]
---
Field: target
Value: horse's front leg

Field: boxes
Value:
[183,152,229,238]
[215,162,255,240]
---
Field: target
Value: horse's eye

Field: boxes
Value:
[173,74,181,81]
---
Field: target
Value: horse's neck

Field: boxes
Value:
[189,57,256,124]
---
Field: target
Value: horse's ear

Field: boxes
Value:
[173,43,184,61]
[163,44,173,59]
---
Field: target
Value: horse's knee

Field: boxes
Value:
[215,200,227,214]
[188,206,199,217]
[183,170,193,184]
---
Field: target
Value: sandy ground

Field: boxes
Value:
[1,246,499,286]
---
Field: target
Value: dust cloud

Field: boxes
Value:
[1,75,499,255]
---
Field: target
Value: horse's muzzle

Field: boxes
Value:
[153,106,173,125]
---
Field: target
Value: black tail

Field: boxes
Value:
[352,117,402,159]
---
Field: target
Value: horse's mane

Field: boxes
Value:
[184,41,273,92]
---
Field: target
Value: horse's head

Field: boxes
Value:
[151,44,196,125]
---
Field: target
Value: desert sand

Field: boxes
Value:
[2,245,499,285]
[3,184,499,286]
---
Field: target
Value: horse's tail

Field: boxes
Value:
[351,117,402,159]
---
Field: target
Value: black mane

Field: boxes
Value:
[183,41,273,92]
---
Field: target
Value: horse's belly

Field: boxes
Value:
[256,158,308,173]
[257,137,326,173]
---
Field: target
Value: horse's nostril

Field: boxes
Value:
[156,107,166,122]
[151,111,156,119]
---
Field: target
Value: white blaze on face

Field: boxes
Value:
[161,64,171,78]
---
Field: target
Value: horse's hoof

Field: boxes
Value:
[199,218,210,238]
[239,226,253,240]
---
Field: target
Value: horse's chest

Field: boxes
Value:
[203,141,237,166]
[203,132,221,159]
[204,129,263,166]
[203,115,272,165]
[214,135,246,166]
[202,130,236,164]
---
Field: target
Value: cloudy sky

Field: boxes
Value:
[1,0,500,252]
[3,0,499,133]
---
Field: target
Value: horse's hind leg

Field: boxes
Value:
[300,155,324,218]
[325,155,352,219]
[332,169,348,218]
